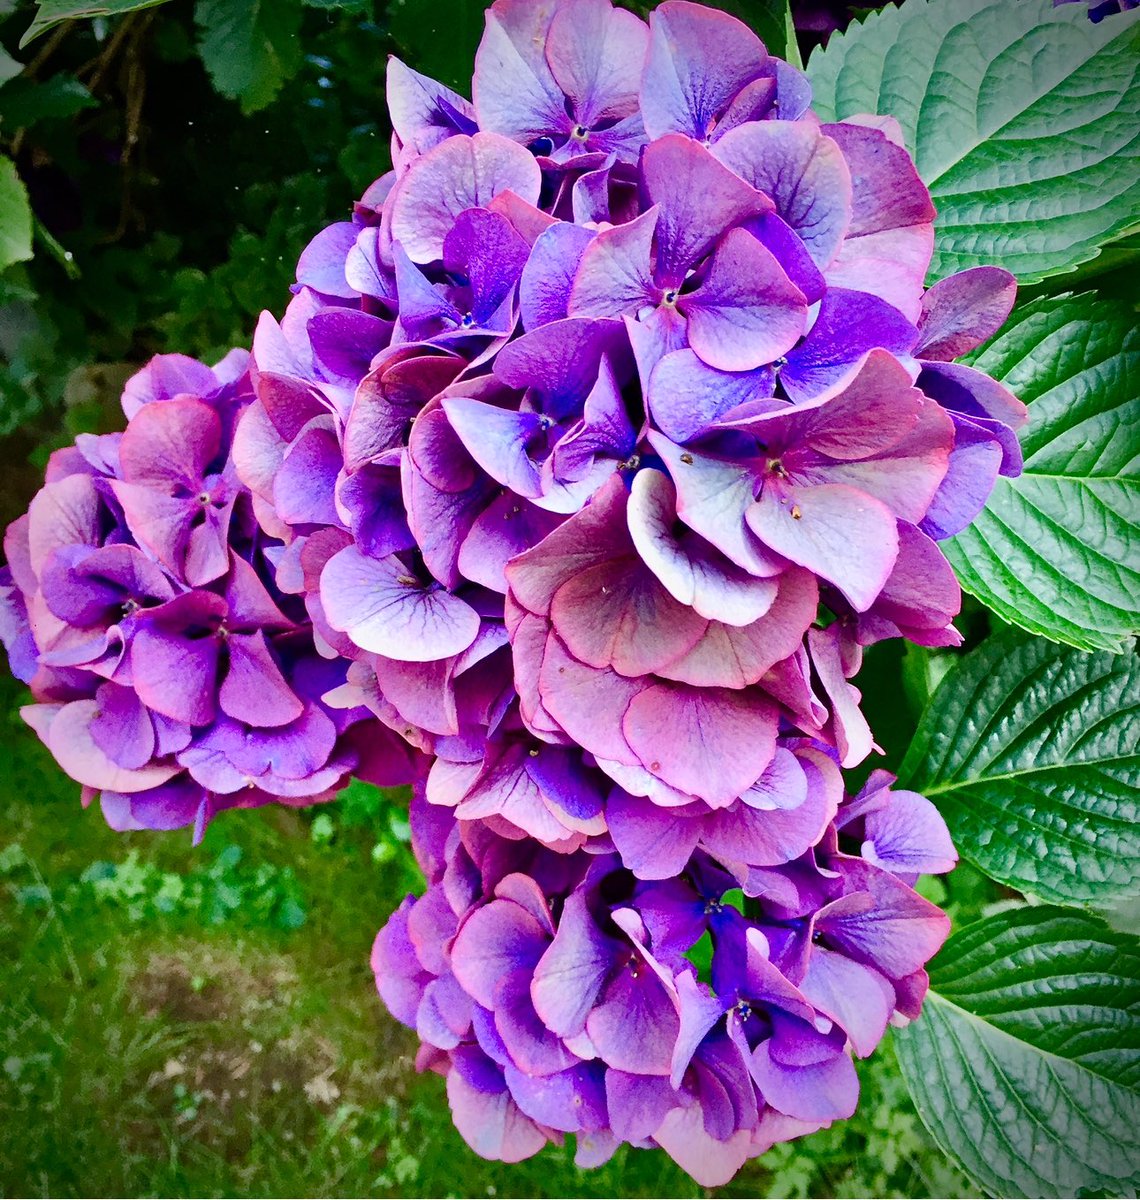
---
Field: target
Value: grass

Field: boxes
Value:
[0,673,979,1199]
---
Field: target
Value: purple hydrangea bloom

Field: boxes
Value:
[0,354,420,840]
[2,0,1033,1184]
[228,0,1024,847]
[373,781,953,1184]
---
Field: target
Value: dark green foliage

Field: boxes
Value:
[900,628,1140,906]
[1,0,393,450]
[895,907,1140,1198]
[947,293,1140,650]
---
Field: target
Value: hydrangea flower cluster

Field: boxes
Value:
[375,776,955,1184]
[233,0,1024,838]
[0,353,418,841]
[1,0,1029,1184]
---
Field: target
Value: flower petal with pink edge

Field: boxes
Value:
[506,474,632,615]
[821,122,935,322]
[653,1104,752,1188]
[89,681,155,770]
[628,468,779,626]
[274,421,344,528]
[538,631,644,765]
[390,132,542,264]
[26,474,102,577]
[459,492,563,595]
[808,625,874,769]
[344,348,465,471]
[647,349,776,444]
[748,482,898,613]
[656,568,818,690]
[295,222,359,299]
[640,134,771,284]
[386,57,476,155]
[622,683,778,807]
[606,790,702,879]
[321,546,480,662]
[532,891,622,1037]
[120,352,221,418]
[799,947,894,1058]
[649,432,785,578]
[494,316,629,422]
[586,958,680,1076]
[567,207,659,320]
[640,0,767,142]
[117,396,222,491]
[681,227,807,372]
[702,775,834,868]
[505,1061,608,1135]
[915,266,1017,361]
[452,898,549,1011]
[862,790,958,876]
[550,552,708,677]
[749,1023,859,1122]
[862,522,961,645]
[780,289,917,404]
[519,223,596,330]
[219,631,304,728]
[545,0,648,127]
[817,860,952,980]
[28,699,179,793]
[130,596,226,726]
[232,400,286,502]
[713,121,853,269]
[446,1049,550,1163]
[472,0,564,143]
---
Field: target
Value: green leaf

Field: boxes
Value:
[0,74,98,127]
[806,0,1140,284]
[895,907,1140,1198]
[944,293,1140,651]
[0,45,22,86]
[19,0,174,47]
[0,157,34,272]
[899,628,1140,906]
[194,0,303,114]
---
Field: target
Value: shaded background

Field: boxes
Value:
[0,1,995,1194]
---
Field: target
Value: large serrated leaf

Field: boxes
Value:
[895,907,1140,1198]
[899,629,1140,906]
[943,292,1140,651]
[806,0,1140,284]
[193,0,303,115]
[19,0,174,48]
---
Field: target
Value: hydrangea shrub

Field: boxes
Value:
[3,0,1138,1193]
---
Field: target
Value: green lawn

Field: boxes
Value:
[0,673,976,1199]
